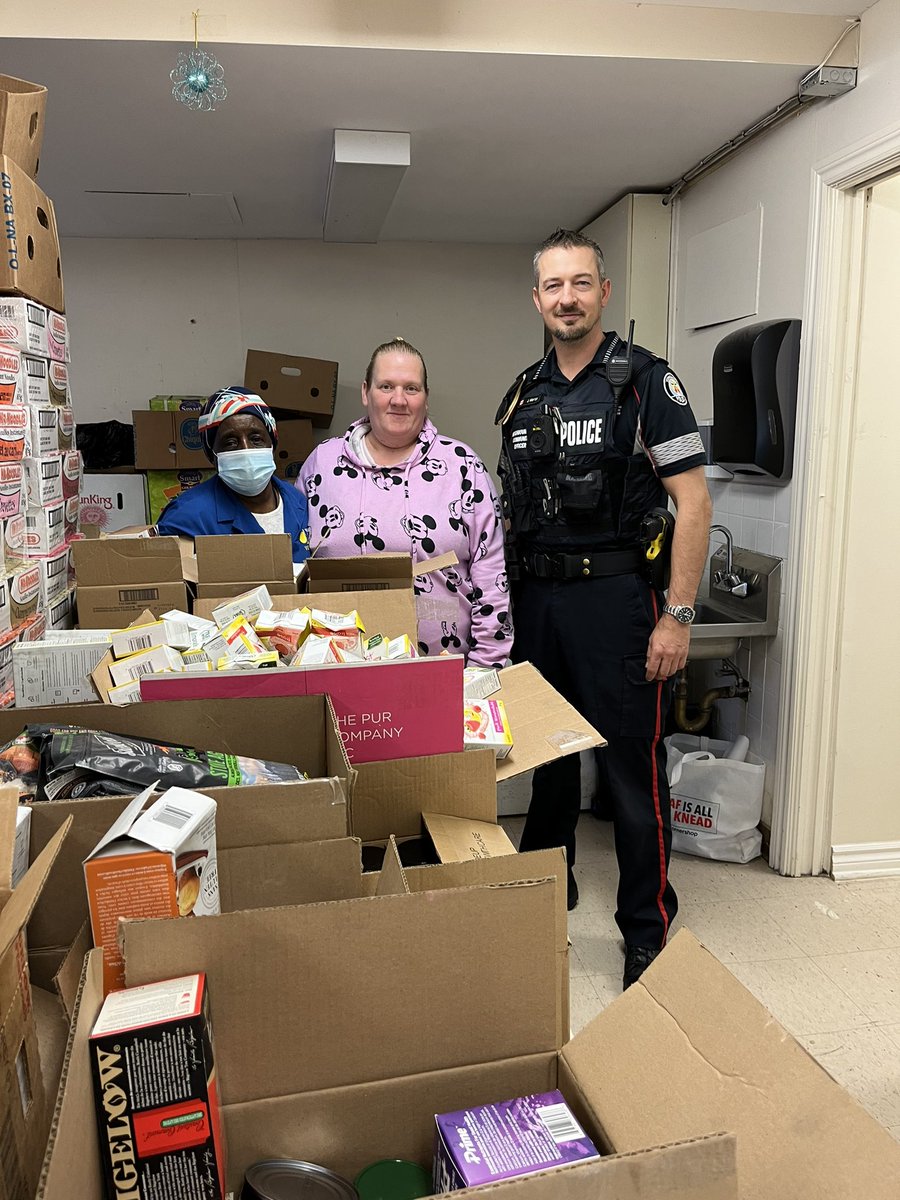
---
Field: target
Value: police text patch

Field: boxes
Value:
[559,416,605,450]
[663,372,688,405]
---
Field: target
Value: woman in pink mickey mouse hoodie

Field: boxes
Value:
[296,338,513,668]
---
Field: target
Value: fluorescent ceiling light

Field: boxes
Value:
[323,129,411,243]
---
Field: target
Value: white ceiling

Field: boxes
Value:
[3,33,860,242]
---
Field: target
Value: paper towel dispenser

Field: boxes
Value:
[711,318,801,486]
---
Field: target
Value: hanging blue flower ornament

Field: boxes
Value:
[171,12,227,111]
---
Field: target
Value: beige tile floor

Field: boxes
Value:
[501,812,900,1142]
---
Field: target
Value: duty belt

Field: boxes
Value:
[521,549,644,580]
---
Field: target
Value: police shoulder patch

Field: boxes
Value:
[663,371,688,405]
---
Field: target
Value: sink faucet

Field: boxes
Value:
[709,524,749,597]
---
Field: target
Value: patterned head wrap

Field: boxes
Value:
[198,387,278,461]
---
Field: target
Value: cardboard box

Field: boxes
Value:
[422,812,517,862]
[89,972,226,1200]
[0,460,23,519]
[107,642,184,688]
[274,417,315,480]
[148,395,205,412]
[84,785,220,993]
[24,454,62,507]
[0,295,47,355]
[0,345,22,403]
[20,355,68,406]
[195,532,293,588]
[244,348,338,426]
[60,449,80,500]
[28,404,74,456]
[64,495,79,543]
[0,804,70,1200]
[11,803,30,888]
[0,75,47,179]
[18,610,46,643]
[33,543,70,607]
[45,586,76,631]
[3,511,25,563]
[9,559,40,625]
[0,157,63,312]
[24,499,65,556]
[133,409,208,470]
[306,550,417,594]
[145,467,213,524]
[72,536,189,628]
[0,404,27,460]
[13,632,111,708]
[80,472,148,535]
[45,311,68,363]
[0,626,16,706]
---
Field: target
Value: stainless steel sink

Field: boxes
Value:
[687,547,782,662]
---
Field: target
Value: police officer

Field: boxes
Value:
[497,229,712,989]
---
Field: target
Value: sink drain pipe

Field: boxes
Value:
[673,667,750,733]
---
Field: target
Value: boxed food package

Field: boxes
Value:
[89,972,226,1200]
[20,354,68,405]
[19,608,46,642]
[28,403,74,455]
[464,698,514,759]
[65,493,80,542]
[84,784,220,993]
[0,156,63,311]
[24,497,65,555]
[434,1091,600,1192]
[211,584,273,629]
[133,409,207,470]
[72,537,188,628]
[61,448,81,499]
[46,585,76,630]
[0,625,17,706]
[0,403,27,459]
[0,74,47,179]
[244,348,338,426]
[34,542,70,607]
[110,614,206,658]
[11,802,31,886]
[46,309,69,363]
[0,459,23,518]
[9,558,40,625]
[148,395,204,412]
[146,467,213,524]
[24,452,63,506]
[12,629,112,707]
[202,616,265,664]
[0,294,47,355]
[0,344,22,403]
[108,643,185,688]
[80,472,149,536]
[3,510,26,564]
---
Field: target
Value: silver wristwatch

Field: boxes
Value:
[663,603,696,626]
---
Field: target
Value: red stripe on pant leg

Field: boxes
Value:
[649,592,670,946]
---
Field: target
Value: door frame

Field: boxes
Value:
[770,123,900,875]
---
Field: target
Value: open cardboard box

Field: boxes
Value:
[40,881,745,1200]
[0,802,71,1200]
[71,535,188,627]
[0,694,352,989]
[189,532,298,599]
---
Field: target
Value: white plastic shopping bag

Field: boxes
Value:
[665,734,765,863]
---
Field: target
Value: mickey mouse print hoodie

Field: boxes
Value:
[296,417,512,668]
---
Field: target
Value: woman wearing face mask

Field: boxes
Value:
[297,338,512,667]
[156,387,311,563]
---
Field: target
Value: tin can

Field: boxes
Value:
[354,1159,432,1200]
[242,1159,359,1200]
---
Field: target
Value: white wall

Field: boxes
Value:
[668,0,900,842]
[62,238,542,468]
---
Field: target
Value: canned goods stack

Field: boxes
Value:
[0,73,81,705]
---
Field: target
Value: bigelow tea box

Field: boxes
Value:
[434,1091,601,1192]
[89,972,226,1200]
[84,784,220,994]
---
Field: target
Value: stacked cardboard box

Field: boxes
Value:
[0,76,81,707]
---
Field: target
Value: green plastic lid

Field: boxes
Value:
[354,1160,432,1200]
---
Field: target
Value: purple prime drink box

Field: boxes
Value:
[433,1090,601,1192]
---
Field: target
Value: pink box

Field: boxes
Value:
[142,656,465,763]
[0,462,23,520]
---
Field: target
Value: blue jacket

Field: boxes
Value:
[157,474,311,563]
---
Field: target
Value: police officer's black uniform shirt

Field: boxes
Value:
[507,332,705,555]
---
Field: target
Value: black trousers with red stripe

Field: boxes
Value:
[511,572,677,949]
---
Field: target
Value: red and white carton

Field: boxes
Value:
[24,454,63,507]
[61,448,81,499]
[0,626,18,707]
[46,310,69,363]
[24,499,66,556]
[0,298,47,356]
[8,561,39,626]
[20,356,68,406]
[33,544,70,607]
[18,610,46,643]
[0,576,10,635]
[89,972,226,1199]
[2,513,26,566]
[0,347,22,405]
[46,585,76,631]
[0,463,23,520]
[65,494,80,542]
[0,407,27,461]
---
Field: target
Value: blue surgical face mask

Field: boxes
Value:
[216,448,276,497]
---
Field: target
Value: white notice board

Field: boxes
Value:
[683,207,763,330]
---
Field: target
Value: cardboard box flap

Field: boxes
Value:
[36,951,106,1200]
[350,748,497,842]
[51,922,91,1026]
[423,812,516,862]
[495,662,606,781]
[123,880,558,1105]
[373,836,409,898]
[414,550,458,576]
[561,928,900,1197]
[72,536,184,585]
[196,533,292,583]
[0,816,71,961]
[307,553,414,589]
